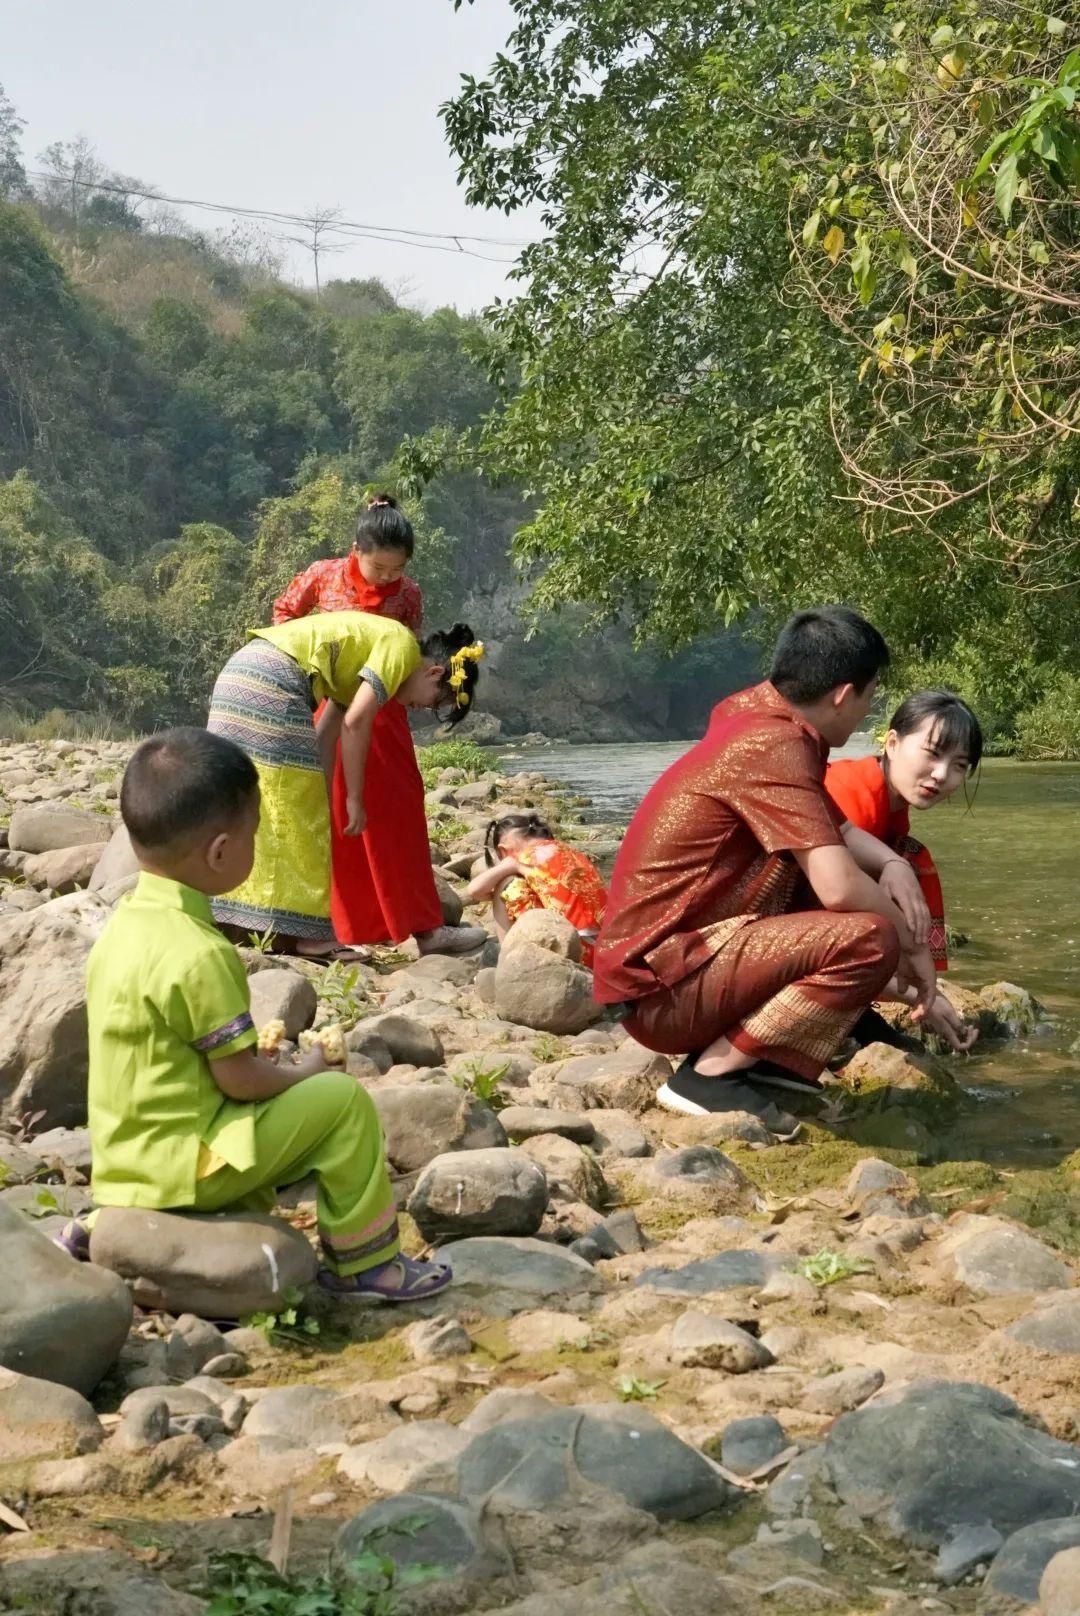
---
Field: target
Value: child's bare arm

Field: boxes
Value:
[466,855,523,904]
[209,1044,331,1102]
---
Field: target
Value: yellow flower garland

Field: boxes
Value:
[448,640,485,708]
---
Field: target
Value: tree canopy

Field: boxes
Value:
[440,0,1080,741]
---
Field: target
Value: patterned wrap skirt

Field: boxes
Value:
[207,639,334,941]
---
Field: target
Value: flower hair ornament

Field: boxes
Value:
[447,641,485,708]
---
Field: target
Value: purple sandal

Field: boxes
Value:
[317,1253,452,1302]
[53,1220,91,1262]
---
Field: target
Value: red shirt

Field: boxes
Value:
[593,682,845,1003]
[272,554,422,632]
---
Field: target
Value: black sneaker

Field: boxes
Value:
[657,1057,823,1115]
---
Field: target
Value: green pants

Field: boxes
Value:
[192,1071,399,1277]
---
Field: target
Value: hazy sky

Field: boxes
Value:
[3,0,539,312]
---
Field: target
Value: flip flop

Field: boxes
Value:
[317,1253,452,1302]
[295,943,374,965]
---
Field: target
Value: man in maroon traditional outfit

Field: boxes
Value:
[593,607,942,1114]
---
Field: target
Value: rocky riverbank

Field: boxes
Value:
[0,738,1079,1615]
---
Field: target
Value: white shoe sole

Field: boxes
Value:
[655,1082,711,1117]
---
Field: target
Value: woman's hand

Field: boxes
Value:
[918,993,978,1054]
[879,859,931,947]
[344,795,367,836]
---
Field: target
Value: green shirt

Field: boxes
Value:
[87,872,259,1209]
[251,611,422,708]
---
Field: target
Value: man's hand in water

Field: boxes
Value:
[919,993,978,1054]
[879,859,931,947]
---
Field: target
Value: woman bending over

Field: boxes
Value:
[208,611,483,958]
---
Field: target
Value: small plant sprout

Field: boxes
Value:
[316,962,370,1030]
[531,1033,571,1064]
[615,1375,665,1403]
[451,1058,510,1110]
[799,1248,875,1287]
[241,1286,321,1347]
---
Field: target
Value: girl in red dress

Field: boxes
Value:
[467,812,608,967]
[273,496,486,957]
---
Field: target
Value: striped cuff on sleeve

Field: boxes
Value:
[193,1012,255,1054]
[359,666,390,707]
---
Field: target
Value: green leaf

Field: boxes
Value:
[896,242,918,279]
[802,209,821,247]
[994,152,1021,222]
[1047,16,1067,36]
[929,25,955,49]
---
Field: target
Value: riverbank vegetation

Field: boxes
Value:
[0,108,744,741]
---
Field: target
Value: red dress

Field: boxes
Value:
[500,839,608,966]
[273,556,443,944]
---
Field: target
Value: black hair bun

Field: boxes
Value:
[367,492,398,509]
[444,622,474,654]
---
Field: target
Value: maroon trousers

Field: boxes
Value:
[625,910,899,1080]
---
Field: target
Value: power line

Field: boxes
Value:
[24,169,530,265]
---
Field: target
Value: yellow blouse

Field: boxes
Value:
[252,611,422,707]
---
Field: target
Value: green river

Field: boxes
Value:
[498,742,1080,1173]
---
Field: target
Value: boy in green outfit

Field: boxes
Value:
[62,726,450,1303]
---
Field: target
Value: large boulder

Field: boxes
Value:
[22,842,108,894]
[408,1148,548,1242]
[0,891,111,1125]
[8,802,113,854]
[501,908,583,964]
[372,1084,507,1175]
[494,941,601,1035]
[0,1202,133,1394]
[89,1207,318,1319]
[822,1379,1080,1547]
[533,1044,671,1116]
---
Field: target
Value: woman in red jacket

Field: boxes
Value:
[826,688,981,1052]
[273,495,486,958]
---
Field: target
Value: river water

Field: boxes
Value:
[497,737,1080,1170]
